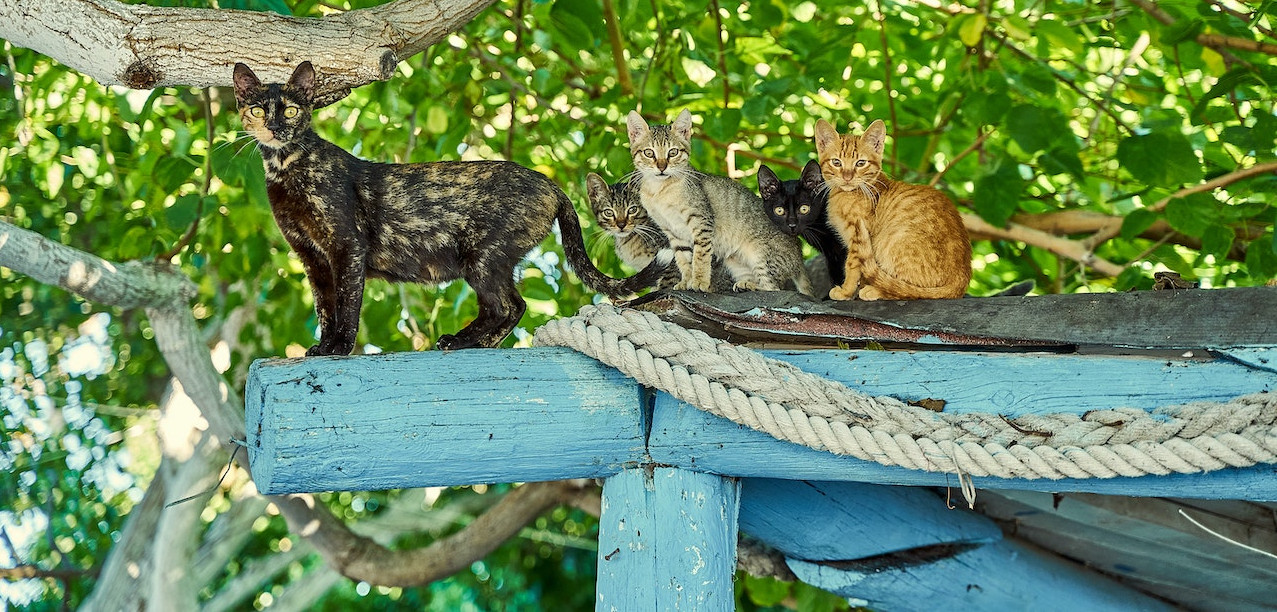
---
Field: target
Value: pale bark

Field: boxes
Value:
[0,0,496,103]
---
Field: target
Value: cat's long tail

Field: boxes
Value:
[555,192,673,297]
[853,220,968,299]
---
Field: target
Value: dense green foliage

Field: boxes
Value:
[2,0,1274,608]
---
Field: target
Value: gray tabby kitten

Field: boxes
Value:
[625,109,813,295]
[585,173,732,292]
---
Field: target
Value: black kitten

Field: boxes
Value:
[758,161,848,287]
[233,62,667,354]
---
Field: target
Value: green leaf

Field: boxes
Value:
[1116,131,1203,187]
[1121,208,1159,239]
[1035,18,1085,55]
[958,13,987,46]
[702,108,742,143]
[154,156,198,193]
[743,574,790,606]
[973,160,1025,227]
[549,0,602,50]
[1006,104,1067,154]
[1039,142,1084,180]
[1245,233,1277,279]
[1200,224,1234,260]
[1115,266,1148,292]
[1162,18,1205,45]
[165,194,201,229]
[1163,193,1216,236]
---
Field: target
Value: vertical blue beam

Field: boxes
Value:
[596,467,741,611]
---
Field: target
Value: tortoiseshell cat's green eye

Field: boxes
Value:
[249,107,265,118]
[284,106,299,118]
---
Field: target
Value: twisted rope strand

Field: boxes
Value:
[535,304,1277,480]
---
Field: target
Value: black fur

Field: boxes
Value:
[233,62,666,354]
[757,161,848,286]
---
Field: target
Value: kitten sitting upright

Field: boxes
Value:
[814,118,972,301]
[233,62,667,354]
[757,161,849,287]
[584,173,733,292]
[625,109,813,296]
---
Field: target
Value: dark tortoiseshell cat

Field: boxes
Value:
[233,62,667,354]
[757,161,848,287]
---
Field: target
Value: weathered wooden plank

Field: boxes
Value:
[977,491,1277,610]
[764,348,1274,416]
[596,468,739,612]
[649,394,1277,500]
[738,478,1001,560]
[788,539,1173,611]
[245,349,647,494]
[633,286,1277,350]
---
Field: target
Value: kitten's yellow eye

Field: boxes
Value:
[773,207,785,216]
[799,205,811,214]
[643,149,655,159]
[249,107,265,118]
[283,106,299,118]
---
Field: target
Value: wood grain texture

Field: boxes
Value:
[978,491,1277,611]
[788,539,1172,610]
[246,348,646,494]
[738,478,1001,560]
[596,468,739,612]
[634,286,1277,350]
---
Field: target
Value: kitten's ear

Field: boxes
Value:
[585,172,610,203]
[862,120,887,157]
[672,109,694,141]
[800,160,824,191]
[233,63,261,103]
[814,120,839,157]
[626,111,650,145]
[288,61,316,101]
[757,165,779,199]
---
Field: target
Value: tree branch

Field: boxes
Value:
[960,212,1125,277]
[601,0,633,96]
[271,480,583,587]
[0,0,496,102]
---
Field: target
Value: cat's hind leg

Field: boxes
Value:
[438,268,525,350]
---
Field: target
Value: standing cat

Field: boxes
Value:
[233,62,668,354]
[757,161,848,287]
[814,118,971,301]
[584,173,733,292]
[625,109,813,296]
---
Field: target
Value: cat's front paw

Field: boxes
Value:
[732,280,758,292]
[829,284,858,301]
[436,334,462,351]
[857,285,883,301]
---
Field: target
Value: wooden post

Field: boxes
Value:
[596,467,740,611]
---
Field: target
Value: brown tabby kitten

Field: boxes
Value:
[233,62,668,354]
[584,173,733,292]
[814,119,972,301]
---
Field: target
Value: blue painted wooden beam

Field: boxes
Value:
[596,468,739,611]
[245,349,648,494]
[738,478,1001,560]
[788,539,1173,611]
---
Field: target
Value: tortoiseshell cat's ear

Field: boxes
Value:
[287,61,316,101]
[756,164,780,200]
[232,63,261,103]
[813,119,839,158]
[800,159,824,191]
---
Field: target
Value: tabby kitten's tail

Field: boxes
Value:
[853,220,968,299]
[556,192,672,297]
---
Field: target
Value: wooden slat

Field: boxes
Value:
[633,286,1277,350]
[788,538,1171,610]
[977,491,1277,610]
[596,468,739,612]
[245,349,647,494]
[738,478,1001,560]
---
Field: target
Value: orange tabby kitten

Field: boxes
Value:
[814,118,972,301]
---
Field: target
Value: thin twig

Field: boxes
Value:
[709,0,730,108]
[601,0,634,96]
[929,128,993,187]
[872,0,898,167]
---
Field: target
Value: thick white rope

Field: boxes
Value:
[534,304,1277,480]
